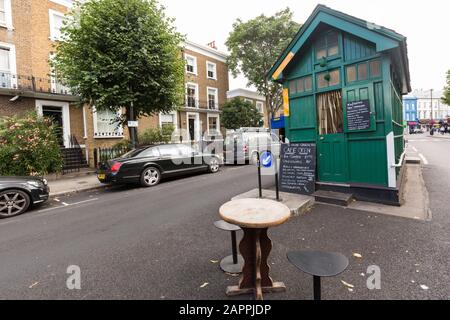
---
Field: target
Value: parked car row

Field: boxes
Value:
[1,130,280,219]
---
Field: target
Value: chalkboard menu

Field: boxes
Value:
[346,99,371,131]
[279,143,316,195]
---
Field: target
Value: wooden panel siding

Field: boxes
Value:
[343,33,377,62]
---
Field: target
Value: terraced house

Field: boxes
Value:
[0,0,229,170]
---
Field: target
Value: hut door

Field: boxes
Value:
[317,90,349,183]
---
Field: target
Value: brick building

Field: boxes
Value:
[0,0,229,168]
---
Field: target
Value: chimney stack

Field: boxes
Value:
[207,41,217,50]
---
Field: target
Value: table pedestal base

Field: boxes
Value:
[226,282,286,297]
[226,228,286,300]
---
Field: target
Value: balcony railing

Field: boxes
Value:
[0,72,73,96]
[184,97,220,110]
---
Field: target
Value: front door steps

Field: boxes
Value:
[313,190,354,207]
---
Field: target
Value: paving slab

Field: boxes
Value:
[231,188,314,217]
[348,164,431,221]
[48,174,105,197]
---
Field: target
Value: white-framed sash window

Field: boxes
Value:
[93,108,124,138]
[0,41,16,89]
[186,82,199,108]
[207,87,218,110]
[159,111,178,129]
[206,61,217,80]
[0,0,13,30]
[49,9,67,41]
[207,114,220,136]
[185,54,197,75]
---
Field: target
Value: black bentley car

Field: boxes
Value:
[0,176,50,218]
[97,143,221,187]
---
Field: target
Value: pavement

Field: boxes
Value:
[48,174,103,197]
[0,135,448,300]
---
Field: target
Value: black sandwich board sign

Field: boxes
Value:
[279,143,316,195]
[346,99,371,131]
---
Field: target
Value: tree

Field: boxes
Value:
[442,70,450,106]
[53,0,185,146]
[221,98,263,130]
[226,8,300,128]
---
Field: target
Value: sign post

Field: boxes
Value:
[259,150,280,201]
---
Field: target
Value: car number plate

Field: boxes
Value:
[98,173,106,180]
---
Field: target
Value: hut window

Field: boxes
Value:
[346,59,381,84]
[289,81,297,94]
[297,79,305,93]
[346,66,357,82]
[289,76,313,95]
[370,60,381,78]
[358,63,368,80]
[317,69,340,89]
[304,76,312,91]
[317,90,343,135]
[315,31,339,60]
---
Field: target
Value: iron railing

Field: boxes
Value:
[184,98,221,110]
[0,72,72,95]
[93,145,131,168]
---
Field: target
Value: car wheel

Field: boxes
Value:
[140,167,161,187]
[0,190,31,218]
[208,157,220,173]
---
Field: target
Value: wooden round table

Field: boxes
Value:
[219,198,291,300]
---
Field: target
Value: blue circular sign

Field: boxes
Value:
[260,151,273,168]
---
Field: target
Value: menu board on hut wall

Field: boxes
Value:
[279,143,316,195]
[346,99,371,131]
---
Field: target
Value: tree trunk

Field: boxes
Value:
[266,96,272,130]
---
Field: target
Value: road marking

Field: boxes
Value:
[37,198,98,213]
[412,146,418,152]
[419,153,429,165]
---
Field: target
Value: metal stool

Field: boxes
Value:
[214,220,244,274]
[287,250,349,300]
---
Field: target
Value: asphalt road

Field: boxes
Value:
[0,135,449,300]
[0,165,276,299]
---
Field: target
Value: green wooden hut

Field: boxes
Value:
[268,5,411,205]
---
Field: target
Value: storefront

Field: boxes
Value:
[268,5,411,205]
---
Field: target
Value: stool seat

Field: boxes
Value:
[287,250,348,277]
[214,220,241,232]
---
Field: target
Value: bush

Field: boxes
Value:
[138,125,175,146]
[0,112,63,176]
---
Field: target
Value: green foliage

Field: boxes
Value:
[138,124,175,146]
[161,123,175,142]
[53,0,185,123]
[111,139,132,150]
[226,8,300,124]
[442,70,450,106]
[221,98,264,130]
[0,113,63,176]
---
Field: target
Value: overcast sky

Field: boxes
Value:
[160,0,449,94]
